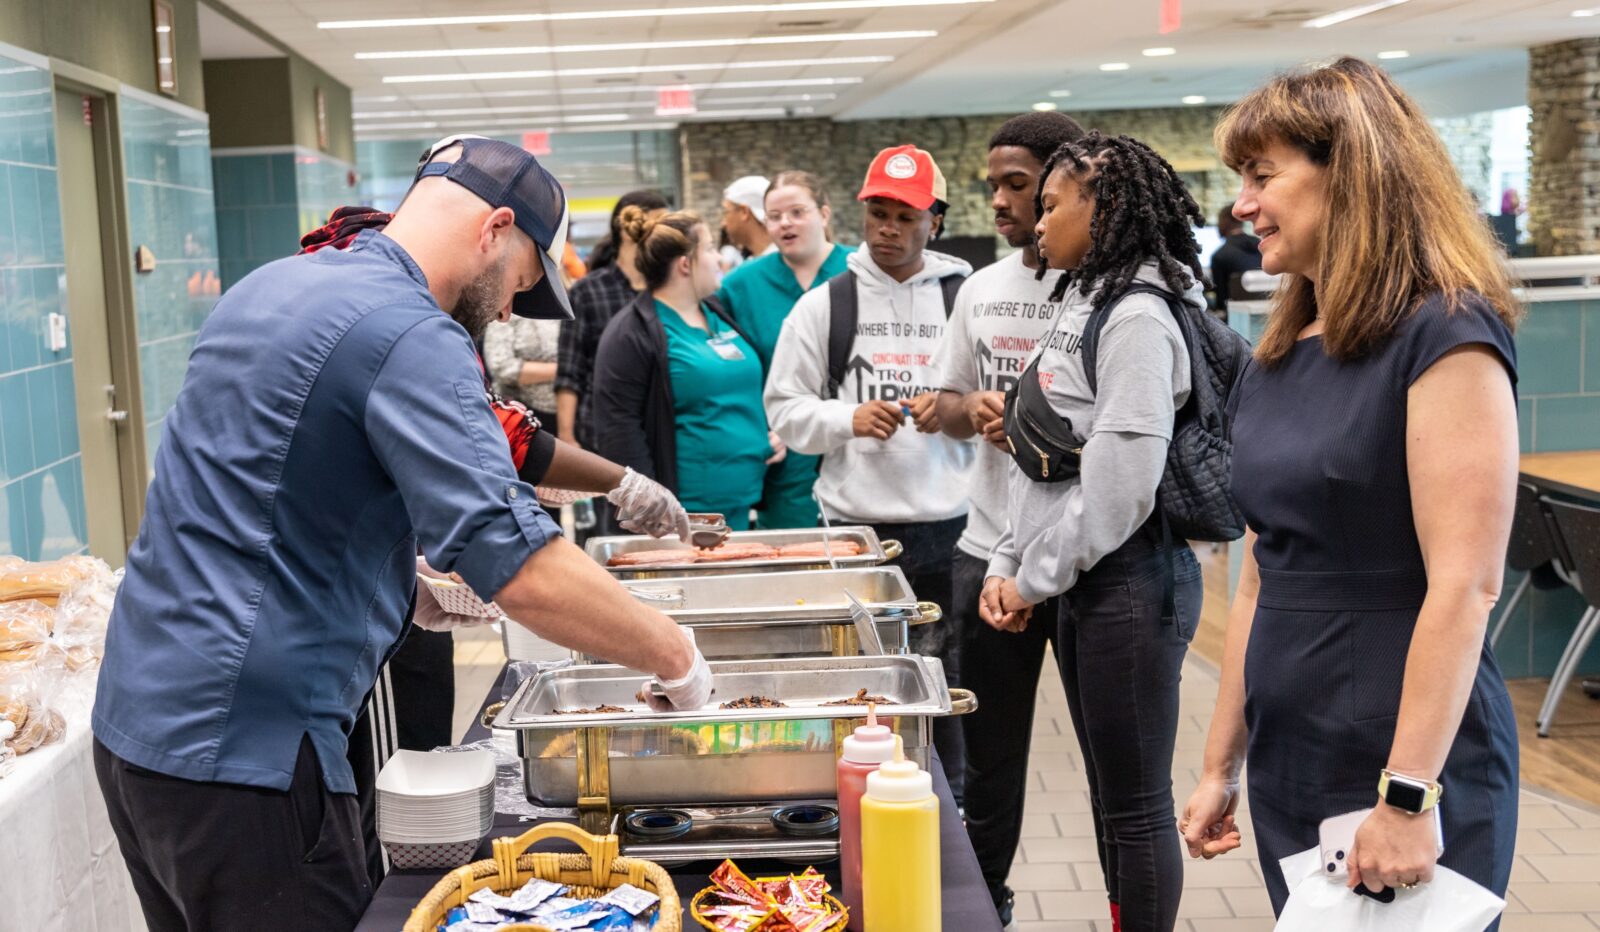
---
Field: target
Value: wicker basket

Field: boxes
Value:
[403,822,680,932]
[688,885,849,931]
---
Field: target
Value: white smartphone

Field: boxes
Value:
[1318,806,1446,882]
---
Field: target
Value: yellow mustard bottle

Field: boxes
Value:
[859,743,940,931]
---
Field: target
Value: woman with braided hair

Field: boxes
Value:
[981,130,1206,932]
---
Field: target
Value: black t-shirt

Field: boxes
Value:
[1210,233,1263,311]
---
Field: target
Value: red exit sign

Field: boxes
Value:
[656,86,697,116]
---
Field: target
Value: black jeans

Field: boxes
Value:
[96,736,373,932]
[869,515,967,803]
[955,550,1062,907]
[1059,537,1201,932]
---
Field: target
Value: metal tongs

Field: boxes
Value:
[845,590,886,656]
[687,512,731,549]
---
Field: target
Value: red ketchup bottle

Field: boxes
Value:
[838,703,896,931]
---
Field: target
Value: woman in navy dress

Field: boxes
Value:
[1180,57,1523,923]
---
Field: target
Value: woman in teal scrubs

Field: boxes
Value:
[716,170,852,528]
[593,207,782,529]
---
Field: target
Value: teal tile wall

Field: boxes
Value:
[0,50,87,560]
[121,96,221,476]
[213,149,358,292]
[212,151,301,291]
[1520,299,1600,453]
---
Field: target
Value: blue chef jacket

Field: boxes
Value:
[92,231,561,793]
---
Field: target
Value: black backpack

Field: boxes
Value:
[1081,283,1250,544]
[824,270,965,399]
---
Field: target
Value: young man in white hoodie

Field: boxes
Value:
[765,145,975,795]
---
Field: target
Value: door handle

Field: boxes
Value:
[106,409,129,424]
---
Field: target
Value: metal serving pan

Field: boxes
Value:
[566,568,941,663]
[586,527,900,579]
[493,656,974,807]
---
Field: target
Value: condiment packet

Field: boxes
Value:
[530,895,581,916]
[466,888,516,910]
[540,900,616,930]
[505,878,566,913]
[592,905,639,930]
[601,883,660,916]
[463,902,504,924]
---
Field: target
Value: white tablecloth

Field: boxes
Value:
[0,685,147,932]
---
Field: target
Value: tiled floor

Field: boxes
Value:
[449,625,1600,930]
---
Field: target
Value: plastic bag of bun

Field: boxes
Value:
[51,562,120,675]
[0,651,66,758]
[0,555,108,607]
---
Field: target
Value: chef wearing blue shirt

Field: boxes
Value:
[90,137,712,932]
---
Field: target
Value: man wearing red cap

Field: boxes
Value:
[764,144,975,796]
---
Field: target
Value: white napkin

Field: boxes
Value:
[1274,845,1505,932]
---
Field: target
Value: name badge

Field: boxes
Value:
[708,333,746,361]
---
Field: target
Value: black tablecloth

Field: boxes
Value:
[354,667,1000,931]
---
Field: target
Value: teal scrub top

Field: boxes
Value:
[714,244,850,530]
[656,299,769,524]
[716,243,853,371]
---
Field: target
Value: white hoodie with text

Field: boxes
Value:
[764,245,976,524]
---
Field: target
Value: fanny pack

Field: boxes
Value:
[1002,353,1084,483]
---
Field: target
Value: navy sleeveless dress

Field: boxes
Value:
[1228,293,1519,917]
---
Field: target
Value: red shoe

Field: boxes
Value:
[1110,901,1122,932]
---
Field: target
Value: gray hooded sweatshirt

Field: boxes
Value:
[988,264,1197,603]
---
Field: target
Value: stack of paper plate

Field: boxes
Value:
[375,749,495,870]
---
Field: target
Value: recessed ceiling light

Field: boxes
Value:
[1032,101,1057,111]
[356,30,934,60]
[1048,89,1073,98]
[1377,49,1410,59]
[1182,95,1207,105]
[1099,62,1131,72]
[382,56,895,85]
[1142,47,1176,56]
[353,77,867,105]
[354,93,839,119]
[1303,0,1409,28]
[321,0,994,30]
[1573,7,1598,15]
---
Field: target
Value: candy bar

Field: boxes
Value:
[711,859,769,907]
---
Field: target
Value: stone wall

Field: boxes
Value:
[1528,38,1600,256]
[679,106,1235,244]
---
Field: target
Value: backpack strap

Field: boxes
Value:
[825,271,859,399]
[1081,283,1184,396]
[939,273,963,319]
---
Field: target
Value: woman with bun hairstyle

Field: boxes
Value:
[1180,57,1521,922]
[593,207,783,529]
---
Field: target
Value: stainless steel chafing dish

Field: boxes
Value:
[586,527,901,579]
[492,656,975,809]
[568,568,941,663]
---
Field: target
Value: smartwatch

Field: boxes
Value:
[1378,769,1442,814]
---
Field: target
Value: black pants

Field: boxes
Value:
[869,515,966,803]
[955,550,1062,908]
[95,736,372,932]
[1058,538,1201,932]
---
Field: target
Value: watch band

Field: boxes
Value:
[1378,769,1442,813]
